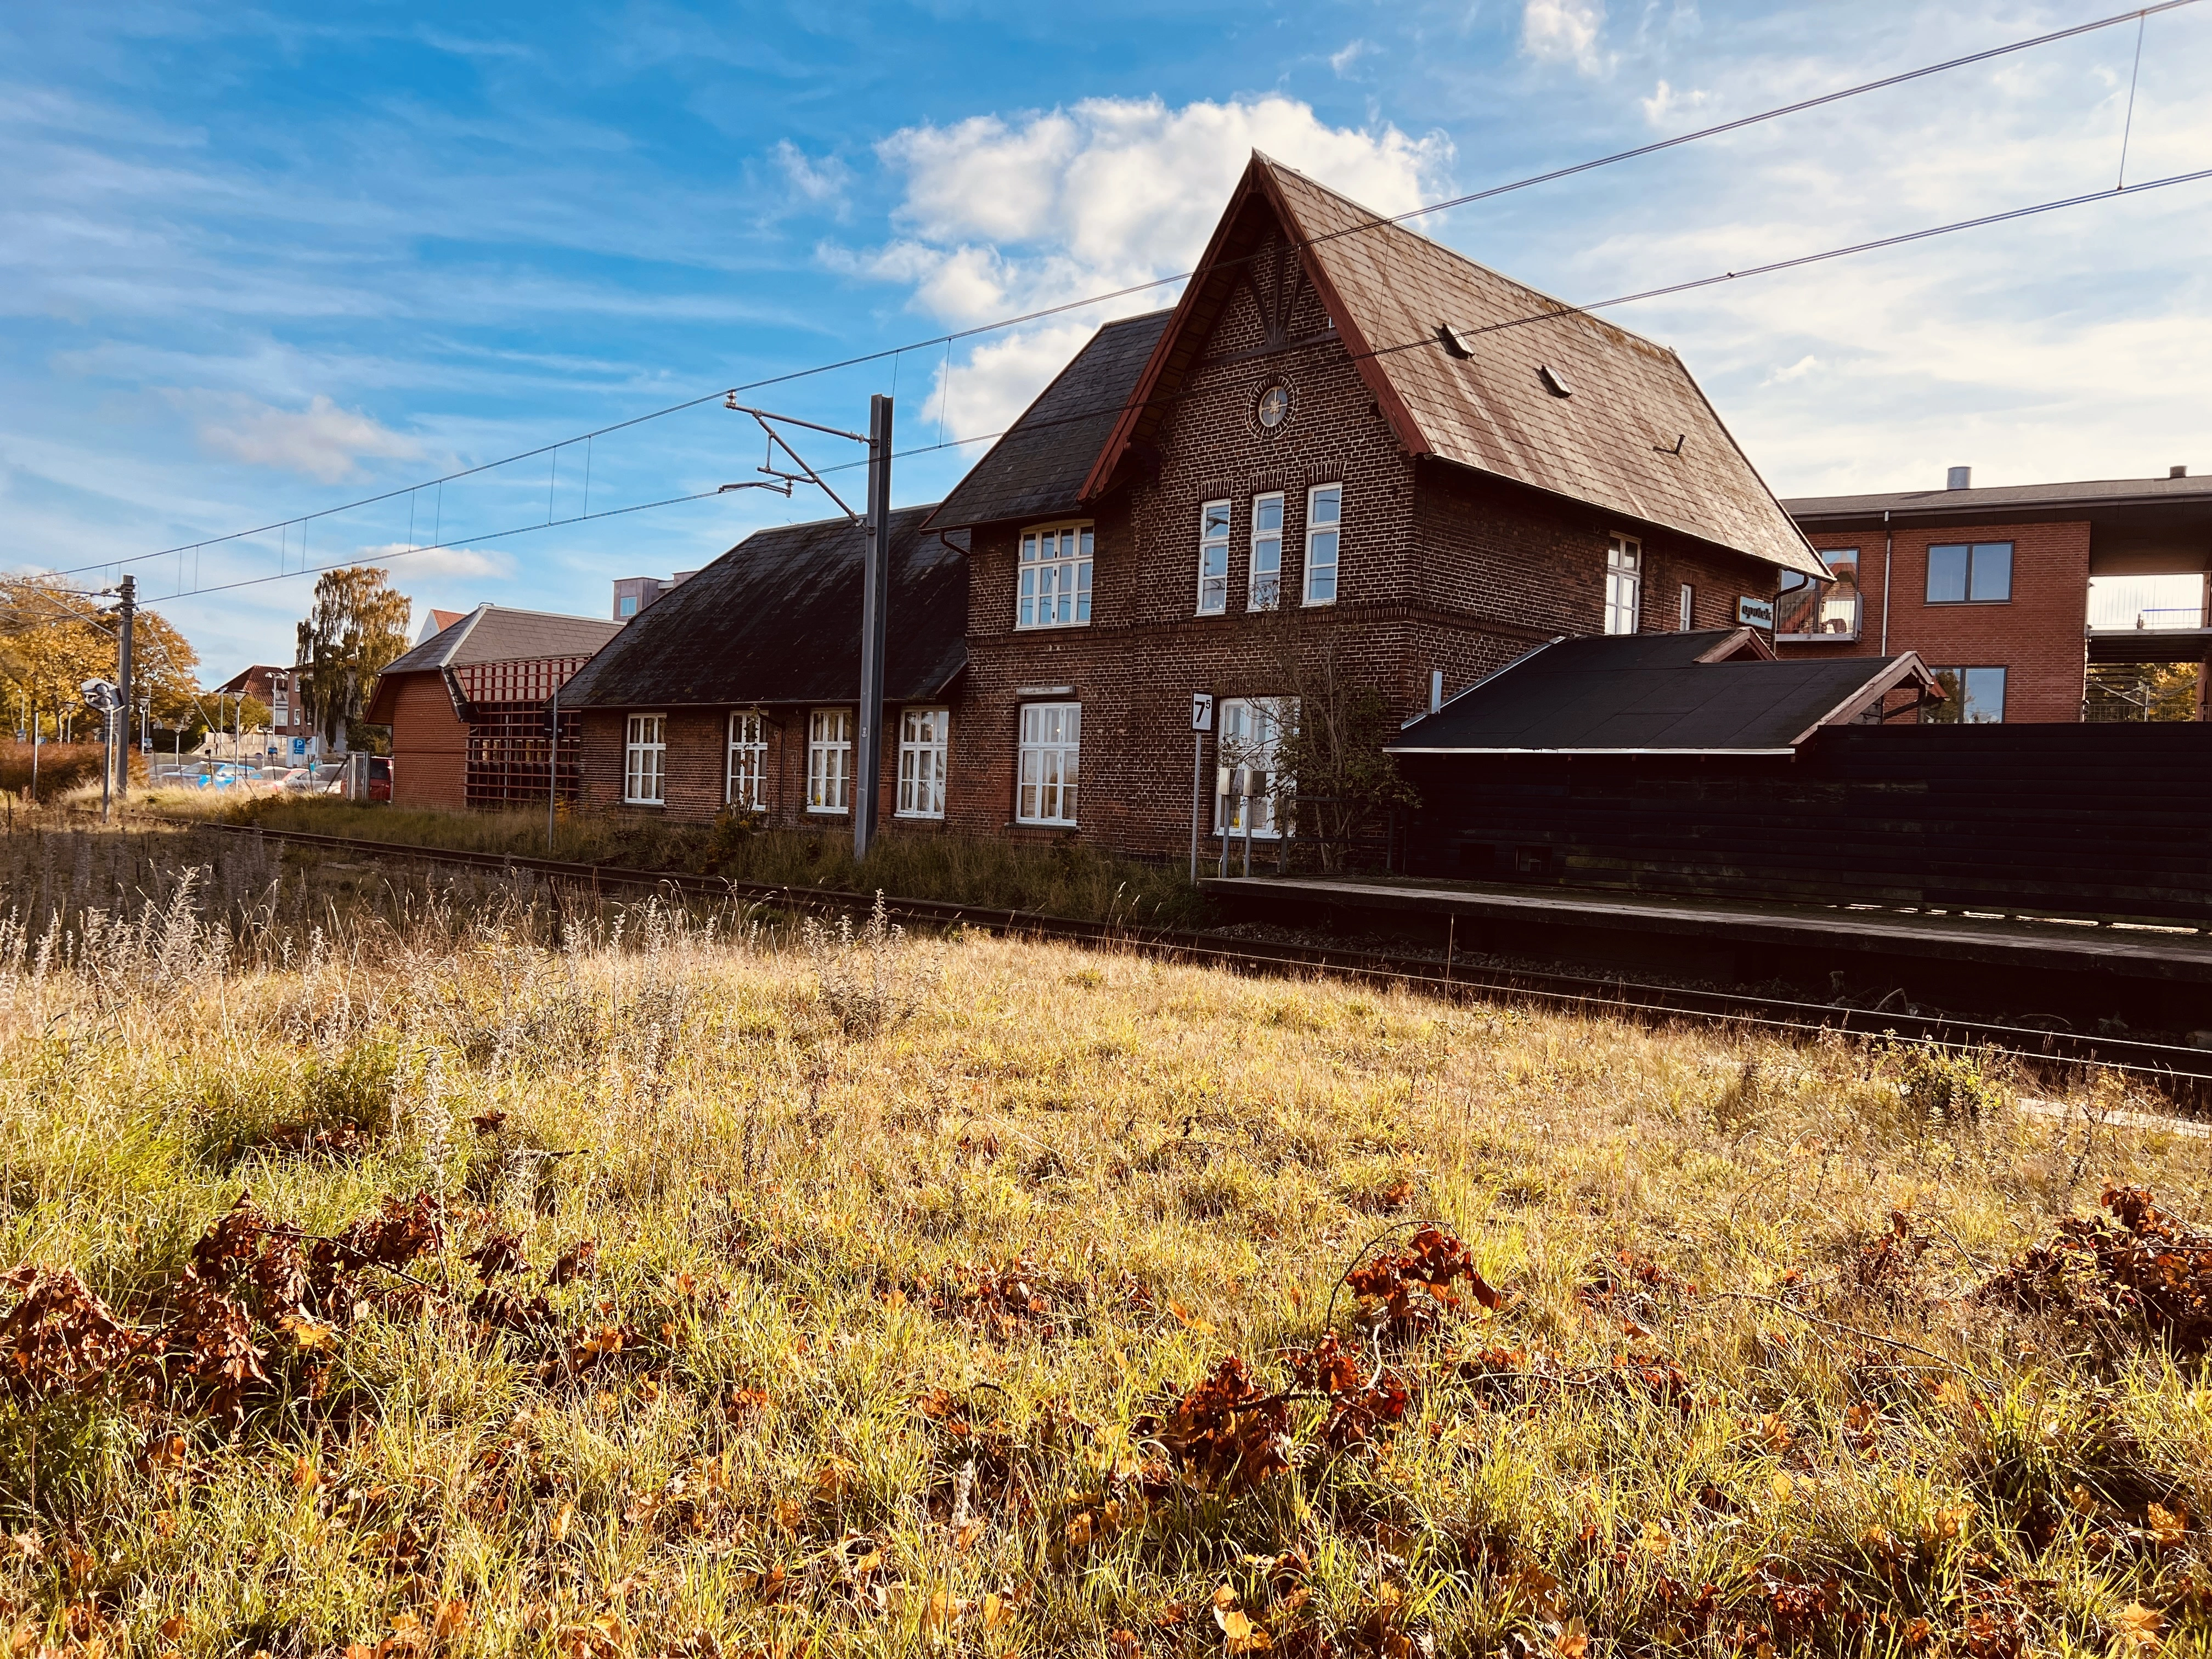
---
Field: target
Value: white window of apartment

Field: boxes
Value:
[897,707,949,819]
[1678,583,1695,631]
[806,708,853,813]
[726,710,766,808]
[1017,523,1093,628]
[1304,483,1342,605]
[1016,703,1080,826]
[623,714,666,805]
[1197,500,1231,614]
[1925,667,2007,725]
[619,594,639,618]
[1215,696,1297,837]
[1604,534,1642,634]
[1250,493,1284,610]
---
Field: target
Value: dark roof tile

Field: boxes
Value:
[1391,629,1933,753]
[558,505,965,709]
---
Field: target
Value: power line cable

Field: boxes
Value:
[77,160,2212,608]
[43,0,2193,585]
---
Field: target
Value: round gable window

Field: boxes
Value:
[1255,382,1291,431]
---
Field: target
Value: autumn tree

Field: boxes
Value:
[296,567,411,753]
[0,575,202,738]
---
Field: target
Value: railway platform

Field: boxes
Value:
[1200,874,2212,1030]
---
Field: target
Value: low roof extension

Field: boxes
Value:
[557,505,967,710]
[1390,629,1938,757]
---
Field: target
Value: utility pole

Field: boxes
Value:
[853,393,893,863]
[115,574,135,803]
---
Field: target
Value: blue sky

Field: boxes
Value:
[5,0,2208,678]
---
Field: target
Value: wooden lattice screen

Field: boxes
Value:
[455,655,595,809]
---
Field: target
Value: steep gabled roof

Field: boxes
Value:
[927,309,1173,531]
[1088,155,1827,579]
[1390,629,1936,754]
[557,505,966,709]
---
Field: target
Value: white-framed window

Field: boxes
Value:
[806,708,853,814]
[1678,583,1695,631]
[624,714,666,805]
[1250,493,1284,611]
[1215,696,1297,837]
[1016,703,1080,826]
[619,594,639,618]
[897,707,948,819]
[1304,483,1341,605]
[1017,523,1093,628]
[1604,534,1642,634]
[1197,500,1231,615]
[726,710,766,808]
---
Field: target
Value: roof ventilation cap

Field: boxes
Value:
[1436,323,1474,360]
[1538,364,1573,398]
[1946,465,1972,490]
[2171,465,2188,479]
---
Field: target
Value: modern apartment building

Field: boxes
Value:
[1779,469,2212,721]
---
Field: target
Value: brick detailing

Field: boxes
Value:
[1783,521,2091,723]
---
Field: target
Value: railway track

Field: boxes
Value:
[176,817,2212,1089]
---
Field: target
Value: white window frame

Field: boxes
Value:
[1250,492,1284,611]
[618,594,639,618]
[896,707,949,820]
[1215,696,1297,838]
[1303,483,1341,606]
[1604,534,1642,635]
[1015,702,1080,827]
[623,714,667,805]
[1197,500,1231,615]
[1678,583,1695,631]
[806,708,853,814]
[726,710,766,809]
[1016,523,1094,629]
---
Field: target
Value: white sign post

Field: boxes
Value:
[1188,693,1214,884]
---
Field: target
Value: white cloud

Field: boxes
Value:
[1764,353,1822,385]
[1640,78,1709,126]
[359,543,513,580]
[1330,39,1376,77]
[1522,0,1609,76]
[772,139,848,208]
[857,95,1453,437]
[189,393,422,483]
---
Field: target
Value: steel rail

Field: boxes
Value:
[165,816,2212,1087]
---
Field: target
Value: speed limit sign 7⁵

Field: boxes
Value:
[1191,692,1214,732]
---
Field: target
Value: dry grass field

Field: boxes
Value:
[1,825,2208,1658]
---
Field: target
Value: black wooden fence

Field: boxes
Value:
[1398,723,2212,924]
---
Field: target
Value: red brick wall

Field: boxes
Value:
[1786,521,2090,723]
[386,673,467,810]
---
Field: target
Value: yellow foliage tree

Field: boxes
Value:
[0,575,202,739]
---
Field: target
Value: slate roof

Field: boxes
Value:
[928,309,1173,531]
[1786,473,2212,522]
[1088,155,1827,579]
[1390,629,1936,755]
[557,505,967,709]
[377,605,623,678]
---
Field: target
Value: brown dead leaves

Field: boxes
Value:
[1346,1226,1503,1345]
[1134,1356,1291,1494]
[1979,1186,2212,1353]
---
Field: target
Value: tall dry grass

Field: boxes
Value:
[0,825,2205,1657]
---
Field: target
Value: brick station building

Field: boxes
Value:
[559,154,1830,855]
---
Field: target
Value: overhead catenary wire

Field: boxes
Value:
[42,0,2197,587]
[50,159,2212,610]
